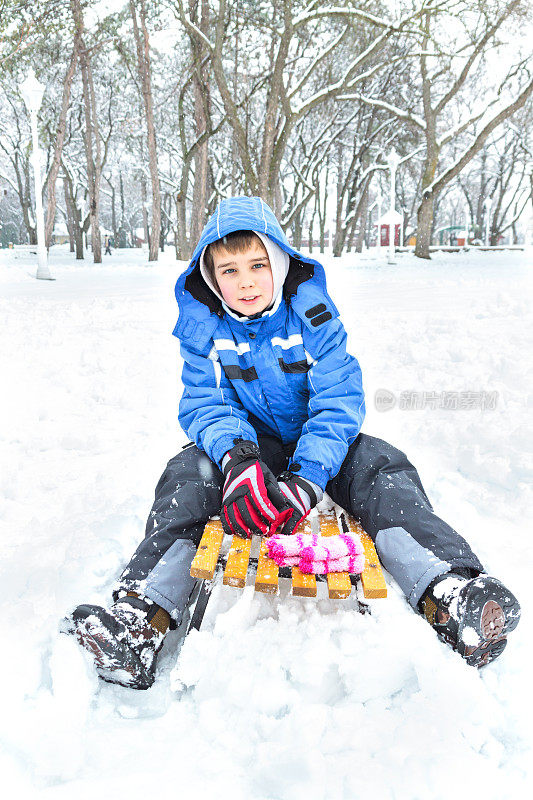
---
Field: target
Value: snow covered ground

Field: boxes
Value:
[0,244,531,799]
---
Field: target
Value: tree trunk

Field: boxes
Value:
[86,60,103,262]
[70,0,102,263]
[140,169,150,248]
[45,40,78,248]
[63,175,75,252]
[176,192,189,260]
[414,117,439,259]
[352,219,362,253]
[63,170,84,259]
[130,0,161,261]
[333,140,344,257]
[346,220,355,252]
[292,210,302,249]
[118,171,128,247]
[318,189,326,253]
[16,158,36,244]
[230,0,241,196]
[414,193,434,259]
[414,17,437,261]
[189,0,210,245]
[110,181,117,245]
[191,136,208,246]
[23,188,37,244]
[355,183,370,252]
[74,226,84,259]
[308,211,314,253]
[258,1,291,203]
[475,151,487,235]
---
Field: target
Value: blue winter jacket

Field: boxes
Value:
[172,196,365,490]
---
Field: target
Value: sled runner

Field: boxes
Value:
[187,513,387,632]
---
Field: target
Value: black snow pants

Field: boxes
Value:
[113,434,484,625]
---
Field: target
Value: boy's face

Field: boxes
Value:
[213,239,274,315]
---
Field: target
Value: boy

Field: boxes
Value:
[64,196,520,689]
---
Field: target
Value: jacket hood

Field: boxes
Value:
[172,196,338,350]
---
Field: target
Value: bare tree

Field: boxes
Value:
[70,0,103,263]
[0,1,68,65]
[331,107,397,255]
[174,0,437,213]
[129,0,161,261]
[457,113,532,244]
[352,0,533,257]
[0,93,36,243]
[44,38,79,248]
[62,156,90,259]
[188,0,211,246]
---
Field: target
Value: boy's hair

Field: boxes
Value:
[203,230,263,285]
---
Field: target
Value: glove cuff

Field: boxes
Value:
[278,471,323,507]
[223,439,261,475]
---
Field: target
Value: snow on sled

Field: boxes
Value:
[186,513,387,633]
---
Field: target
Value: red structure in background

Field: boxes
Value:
[376,210,403,247]
[380,223,401,246]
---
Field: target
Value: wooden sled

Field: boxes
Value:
[186,513,387,633]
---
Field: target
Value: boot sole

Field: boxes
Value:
[456,577,520,667]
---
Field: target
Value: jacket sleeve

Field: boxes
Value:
[178,342,259,466]
[291,318,365,490]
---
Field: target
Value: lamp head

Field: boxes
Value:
[386,148,401,170]
[21,69,45,113]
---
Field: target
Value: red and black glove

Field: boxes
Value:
[221,440,292,538]
[276,469,323,536]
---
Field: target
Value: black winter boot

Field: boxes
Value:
[62,594,171,689]
[420,573,520,667]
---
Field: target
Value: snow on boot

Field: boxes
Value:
[420,573,521,667]
[61,594,170,689]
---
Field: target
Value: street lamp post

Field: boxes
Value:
[386,148,401,264]
[20,69,52,280]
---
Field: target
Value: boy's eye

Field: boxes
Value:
[220,262,268,275]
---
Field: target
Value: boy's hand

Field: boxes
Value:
[276,471,323,536]
[221,440,291,538]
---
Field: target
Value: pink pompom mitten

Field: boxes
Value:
[266,531,365,574]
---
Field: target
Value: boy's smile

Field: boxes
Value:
[213,239,274,315]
